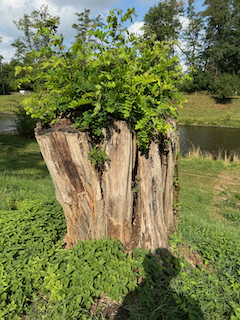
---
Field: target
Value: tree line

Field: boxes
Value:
[0,0,240,99]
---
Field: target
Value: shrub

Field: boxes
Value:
[14,104,38,138]
[178,69,211,93]
[210,73,240,99]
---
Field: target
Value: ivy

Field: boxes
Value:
[17,8,187,151]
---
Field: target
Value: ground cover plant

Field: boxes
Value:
[178,93,240,128]
[1,134,240,319]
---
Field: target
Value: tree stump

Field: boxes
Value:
[35,119,179,253]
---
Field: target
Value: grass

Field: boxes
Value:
[0,95,25,113]
[1,134,240,319]
[178,92,240,127]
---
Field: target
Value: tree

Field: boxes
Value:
[0,37,4,95]
[12,5,60,54]
[201,0,232,75]
[0,55,5,95]
[11,39,27,62]
[11,6,61,92]
[18,8,184,253]
[179,0,204,68]
[142,0,184,53]
[72,9,105,45]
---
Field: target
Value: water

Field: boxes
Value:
[179,125,240,157]
[0,113,17,134]
[1,113,240,156]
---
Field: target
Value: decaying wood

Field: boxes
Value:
[35,119,179,253]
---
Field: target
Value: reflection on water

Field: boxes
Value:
[0,113,17,134]
[179,125,240,157]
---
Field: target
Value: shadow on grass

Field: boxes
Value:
[211,96,234,104]
[111,249,204,320]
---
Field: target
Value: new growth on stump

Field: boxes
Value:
[18,8,186,253]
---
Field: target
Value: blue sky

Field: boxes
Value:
[0,0,205,62]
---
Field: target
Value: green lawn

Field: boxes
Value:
[178,93,240,127]
[0,95,25,113]
[1,134,240,319]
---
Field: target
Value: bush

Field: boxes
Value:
[14,104,37,138]
[210,73,240,99]
[178,69,211,93]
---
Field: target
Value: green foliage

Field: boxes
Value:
[87,146,110,169]
[72,9,105,45]
[14,104,38,138]
[143,0,184,45]
[0,195,66,319]
[17,8,185,150]
[210,73,240,99]
[180,0,203,68]
[12,5,60,57]
[0,192,157,319]
[178,69,211,93]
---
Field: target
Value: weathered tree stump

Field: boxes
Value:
[35,119,179,253]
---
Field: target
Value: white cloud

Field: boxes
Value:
[128,21,144,37]
[180,61,188,73]
[179,15,189,31]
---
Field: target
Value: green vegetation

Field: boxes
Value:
[178,93,240,127]
[0,95,25,113]
[177,155,240,319]
[18,8,185,151]
[1,134,240,319]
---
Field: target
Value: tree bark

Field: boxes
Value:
[35,119,179,253]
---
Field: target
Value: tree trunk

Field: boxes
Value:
[35,119,179,253]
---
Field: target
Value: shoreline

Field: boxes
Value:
[178,122,239,129]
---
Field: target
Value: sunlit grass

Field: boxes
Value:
[178,93,240,128]
[0,95,25,113]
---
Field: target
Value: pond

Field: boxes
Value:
[178,125,240,157]
[1,113,240,156]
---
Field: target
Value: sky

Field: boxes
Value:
[0,0,205,62]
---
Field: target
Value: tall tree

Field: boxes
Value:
[201,0,232,75]
[0,55,5,95]
[11,39,27,62]
[179,0,204,68]
[142,0,184,50]
[72,9,104,45]
[227,0,240,75]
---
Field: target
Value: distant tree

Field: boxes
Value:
[0,54,5,95]
[11,5,61,92]
[179,0,204,68]
[12,5,60,54]
[227,0,240,75]
[201,0,232,75]
[11,39,27,62]
[72,9,105,45]
[142,0,184,53]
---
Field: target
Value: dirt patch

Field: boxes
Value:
[90,294,130,320]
